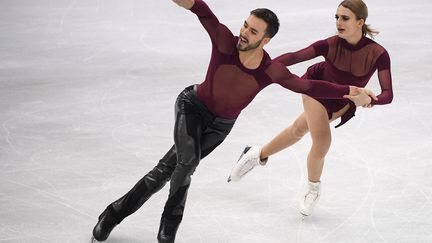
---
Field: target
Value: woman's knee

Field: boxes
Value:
[311,129,331,143]
[309,130,332,156]
[291,116,308,138]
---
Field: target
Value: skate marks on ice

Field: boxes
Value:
[1,0,432,242]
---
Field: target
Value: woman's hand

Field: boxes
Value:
[344,86,378,107]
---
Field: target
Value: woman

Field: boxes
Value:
[228,0,393,217]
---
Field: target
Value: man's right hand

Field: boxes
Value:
[172,0,195,9]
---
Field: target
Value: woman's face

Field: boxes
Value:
[335,5,364,41]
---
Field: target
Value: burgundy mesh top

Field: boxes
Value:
[191,0,351,119]
[275,35,393,126]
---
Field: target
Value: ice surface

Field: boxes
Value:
[1,0,431,242]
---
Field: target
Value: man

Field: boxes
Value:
[92,0,373,242]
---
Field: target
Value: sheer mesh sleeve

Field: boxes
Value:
[370,51,393,105]
[265,61,349,99]
[371,69,393,105]
[274,39,328,66]
[376,51,391,71]
[190,0,236,54]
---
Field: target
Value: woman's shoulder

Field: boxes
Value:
[364,36,389,56]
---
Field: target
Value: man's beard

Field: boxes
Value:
[236,36,264,51]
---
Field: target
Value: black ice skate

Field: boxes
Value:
[157,217,182,243]
[92,205,119,242]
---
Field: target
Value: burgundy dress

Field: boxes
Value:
[275,35,393,127]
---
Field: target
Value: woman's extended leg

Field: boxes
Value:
[260,113,309,159]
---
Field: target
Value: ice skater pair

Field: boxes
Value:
[91,0,376,242]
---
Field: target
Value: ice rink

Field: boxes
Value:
[1,0,431,242]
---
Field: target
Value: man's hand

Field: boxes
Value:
[172,0,195,9]
[344,86,378,107]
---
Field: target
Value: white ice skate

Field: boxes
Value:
[227,146,267,182]
[299,181,321,217]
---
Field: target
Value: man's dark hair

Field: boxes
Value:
[250,8,279,38]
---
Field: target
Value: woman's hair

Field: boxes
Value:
[339,0,379,38]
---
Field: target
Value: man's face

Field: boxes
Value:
[237,15,269,51]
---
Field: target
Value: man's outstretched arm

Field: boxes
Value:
[172,0,235,53]
[267,62,376,106]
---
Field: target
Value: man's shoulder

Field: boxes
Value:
[264,58,292,80]
[212,35,238,55]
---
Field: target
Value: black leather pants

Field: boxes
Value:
[107,85,235,226]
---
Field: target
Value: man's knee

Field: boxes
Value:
[177,139,200,168]
[178,154,200,169]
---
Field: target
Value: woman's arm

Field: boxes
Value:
[368,51,394,107]
[274,39,328,66]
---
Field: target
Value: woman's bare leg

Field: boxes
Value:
[302,95,333,182]
[260,113,309,159]
[302,96,350,182]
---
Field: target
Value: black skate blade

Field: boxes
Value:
[237,146,251,162]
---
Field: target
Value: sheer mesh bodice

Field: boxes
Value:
[191,0,350,119]
[273,35,393,127]
[275,35,393,106]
